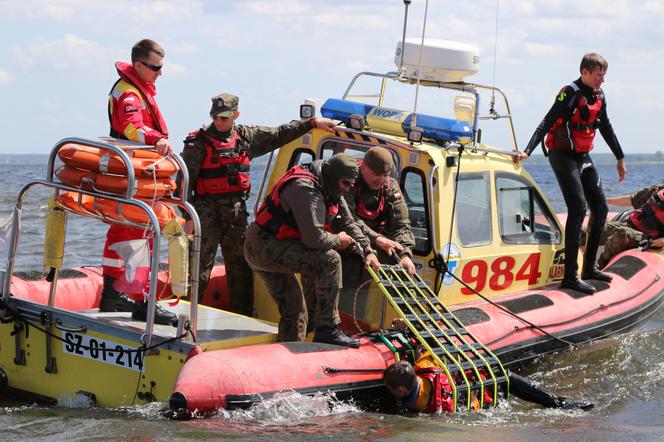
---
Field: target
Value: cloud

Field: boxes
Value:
[523,42,569,58]
[241,0,312,15]
[1,0,200,26]
[164,62,188,77]
[0,69,11,84]
[11,34,118,72]
[168,43,200,55]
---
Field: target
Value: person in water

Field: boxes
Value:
[100,38,176,326]
[383,358,594,413]
[517,53,626,295]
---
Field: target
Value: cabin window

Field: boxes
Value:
[402,168,431,255]
[287,148,315,169]
[455,172,492,247]
[495,173,561,244]
[319,139,399,177]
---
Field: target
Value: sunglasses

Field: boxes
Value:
[139,60,163,72]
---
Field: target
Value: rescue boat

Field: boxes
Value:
[1,34,663,416]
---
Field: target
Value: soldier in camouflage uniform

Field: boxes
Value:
[595,184,664,268]
[244,153,380,347]
[181,93,336,315]
[340,147,416,314]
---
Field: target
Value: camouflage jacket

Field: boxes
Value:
[344,176,415,258]
[180,119,314,201]
[279,172,370,253]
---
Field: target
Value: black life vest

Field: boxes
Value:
[545,83,603,153]
[629,188,664,238]
[255,163,339,240]
[187,129,251,196]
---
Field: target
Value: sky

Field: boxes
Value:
[1,0,663,156]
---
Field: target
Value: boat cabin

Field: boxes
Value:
[250,39,564,328]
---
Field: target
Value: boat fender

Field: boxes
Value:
[43,195,66,271]
[162,219,189,301]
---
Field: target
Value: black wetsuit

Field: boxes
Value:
[525,78,624,280]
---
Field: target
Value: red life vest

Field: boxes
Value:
[354,177,391,232]
[629,188,664,238]
[415,366,495,413]
[255,164,338,240]
[414,368,455,413]
[545,83,603,153]
[108,62,168,144]
[188,129,251,196]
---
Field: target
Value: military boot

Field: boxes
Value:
[581,265,613,283]
[313,326,360,348]
[99,276,136,312]
[131,301,178,326]
[561,275,596,294]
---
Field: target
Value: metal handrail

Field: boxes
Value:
[2,137,201,346]
[340,71,519,150]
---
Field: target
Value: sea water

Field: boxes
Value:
[1,152,664,441]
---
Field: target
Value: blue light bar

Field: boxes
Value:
[321,98,472,142]
[320,99,374,122]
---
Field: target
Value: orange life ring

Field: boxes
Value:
[57,143,177,178]
[56,191,181,228]
[56,165,176,199]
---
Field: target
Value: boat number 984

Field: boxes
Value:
[460,253,541,295]
[63,332,144,371]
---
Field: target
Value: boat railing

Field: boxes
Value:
[341,71,519,150]
[1,137,202,347]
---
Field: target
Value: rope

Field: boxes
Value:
[437,146,464,294]
[436,144,576,348]
[351,278,374,334]
[3,305,192,355]
[432,257,577,348]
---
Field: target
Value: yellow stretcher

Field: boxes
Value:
[368,264,510,412]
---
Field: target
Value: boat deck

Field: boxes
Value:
[79,301,277,344]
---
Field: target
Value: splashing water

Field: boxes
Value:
[212,391,360,422]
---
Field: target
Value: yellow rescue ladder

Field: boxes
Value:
[368,264,510,412]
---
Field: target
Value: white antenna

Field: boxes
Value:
[399,0,412,72]
[489,0,500,116]
[411,0,429,130]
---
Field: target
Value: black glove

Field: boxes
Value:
[638,238,653,250]
[555,396,595,411]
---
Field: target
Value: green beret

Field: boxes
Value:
[363,146,393,174]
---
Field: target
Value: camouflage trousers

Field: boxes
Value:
[244,223,342,342]
[597,220,648,269]
[194,196,253,316]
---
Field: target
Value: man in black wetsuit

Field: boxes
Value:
[517,53,626,294]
